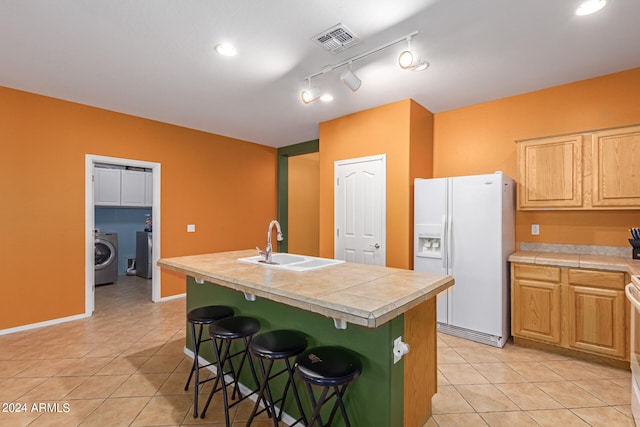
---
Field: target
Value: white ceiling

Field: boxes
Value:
[2,1,639,148]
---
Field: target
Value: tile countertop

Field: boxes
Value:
[509,251,640,277]
[158,249,454,328]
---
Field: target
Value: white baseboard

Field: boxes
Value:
[156,293,186,302]
[0,312,91,336]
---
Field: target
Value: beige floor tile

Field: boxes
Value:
[66,374,129,399]
[535,380,607,408]
[95,356,149,375]
[0,359,32,378]
[471,362,527,383]
[479,410,539,427]
[506,361,565,382]
[0,376,47,400]
[27,399,104,427]
[437,370,450,387]
[438,334,474,348]
[432,413,489,426]
[54,357,113,377]
[438,363,489,385]
[423,416,438,427]
[575,360,632,379]
[454,346,501,363]
[138,354,184,374]
[455,384,519,412]
[0,404,42,427]
[527,408,590,426]
[431,385,475,414]
[131,394,193,426]
[79,396,150,427]
[614,404,633,418]
[12,358,76,378]
[18,375,88,401]
[111,372,170,397]
[573,379,631,406]
[438,346,466,364]
[494,383,563,410]
[571,406,635,427]
[542,360,602,380]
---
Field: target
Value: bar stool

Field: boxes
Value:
[200,316,263,426]
[246,330,309,427]
[185,305,234,418]
[295,346,362,427]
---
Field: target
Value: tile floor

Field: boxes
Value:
[0,275,635,426]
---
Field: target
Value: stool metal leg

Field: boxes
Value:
[305,382,330,427]
[185,322,205,418]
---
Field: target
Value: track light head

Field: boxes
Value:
[340,68,361,92]
[301,78,322,104]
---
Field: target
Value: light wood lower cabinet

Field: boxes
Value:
[512,264,561,343]
[512,263,629,362]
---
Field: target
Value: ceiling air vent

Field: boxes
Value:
[312,23,360,54]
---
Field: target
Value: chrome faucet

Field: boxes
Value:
[257,220,283,264]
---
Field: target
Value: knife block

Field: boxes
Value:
[630,239,640,260]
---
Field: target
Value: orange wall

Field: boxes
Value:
[433,68,640,247]
[0,86,277,330]
[319,99,434,269]
[288,152,320,256]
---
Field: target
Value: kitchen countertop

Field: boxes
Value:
[158,249,454,328]
[509,251,640,276]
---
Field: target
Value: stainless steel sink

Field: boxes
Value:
[238,253,345,272]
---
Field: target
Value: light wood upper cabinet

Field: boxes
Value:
[591,125,640,208]
[516,124,640,210]
[517,135,583,209]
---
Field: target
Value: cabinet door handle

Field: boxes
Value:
[370,243,380,249]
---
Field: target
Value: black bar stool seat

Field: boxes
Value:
[295,346,362,427]
[246,330,309,427]
[200,316,263,426]
[185,305,234,418]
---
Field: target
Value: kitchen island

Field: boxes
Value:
[158,249,454,427]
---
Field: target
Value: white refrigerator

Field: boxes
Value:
[414,172,515,347]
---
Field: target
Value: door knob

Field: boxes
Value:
[371,243,380,249]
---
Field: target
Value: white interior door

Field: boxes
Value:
[334,155,386,266]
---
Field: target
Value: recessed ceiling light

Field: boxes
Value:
[575,0,606,16]
[215,43,237,56]
[320,94,333,102]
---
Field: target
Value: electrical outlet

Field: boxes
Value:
[531,224,540,235]
[187,224,196,233]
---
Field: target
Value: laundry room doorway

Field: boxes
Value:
[85,154,161,315]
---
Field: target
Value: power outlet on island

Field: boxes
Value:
[187,224,196,233]
[531,224,540,235]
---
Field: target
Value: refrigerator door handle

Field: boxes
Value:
[441,215,447,269]
[447,215,453,271]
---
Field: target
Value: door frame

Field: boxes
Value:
[277,139,319,253]
[85,154,162,315]
[334,154,387,266]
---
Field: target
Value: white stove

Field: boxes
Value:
[626,275,640,426]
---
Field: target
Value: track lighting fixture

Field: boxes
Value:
[398,37,429,71]
[340,64,361,92]
[301,78,321,104]
[300,31,427,104]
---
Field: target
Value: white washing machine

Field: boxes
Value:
[95,232,118,285]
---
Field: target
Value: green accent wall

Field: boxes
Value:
[186,277,404,426]
[277,139,319,253]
